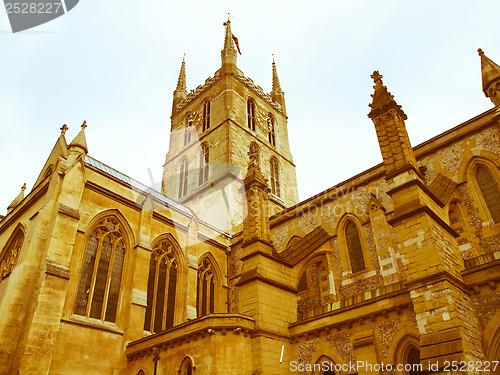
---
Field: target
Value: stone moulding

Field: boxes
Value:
[125,313,255,361]
[45,259,70,280]
[57,203,80,220]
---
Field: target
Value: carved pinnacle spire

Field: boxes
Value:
[271,55,283,94]
[478,48,500,106]
[368,71,407,120]
[221,16,238,70]
[7,183,27,212]
[222,17,235,51]
[175,56,187,93]
[69,121,88,154]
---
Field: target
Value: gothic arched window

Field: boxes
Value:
[476,165,500,223]
[202,100,211,132]
[345,220,365,273]
[197,258,215,317]
[267,114,276,146]
[405,346,422,375]
[184,114,193,146]
[179,158,189,198]
[297,272,308,292]
[74,217,126,323]
[144,239,178,332]
[270,157,280,197]
[179,357,195,375]
[0,227,24,280]
[247,99,256,131]
[199,144,209,185]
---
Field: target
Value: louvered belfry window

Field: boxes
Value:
[270,158,280,197]
[197,259,215,317]
[179,158,189,198]
[268,116,276,146]
[476,165,500,223]
[247,99,256,131]
[345,220,365,273]
[144,240,178,333]
[203,101,211,132]
[74,218,125,323]
[199,144,209,185]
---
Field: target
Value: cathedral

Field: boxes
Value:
[1,19,500,375]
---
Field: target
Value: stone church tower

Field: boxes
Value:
[162,19,299,233]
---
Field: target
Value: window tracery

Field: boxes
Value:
[74,217,126,323]
[0,228,24,280]
[144,239,178,332]
[197,258,215,317]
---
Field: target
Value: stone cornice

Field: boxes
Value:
[126,314,255,360]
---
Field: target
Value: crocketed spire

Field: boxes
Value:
[270,55,286,115]
[69,121,88,154]
[368,71,407,120]
[221,16,237,71]
[223,17,236,52]
[478,48,500,106]
[176,55,187,93]
[271,56,283,94]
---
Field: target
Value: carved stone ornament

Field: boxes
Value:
[248,143,260,166]
[0,233,24,279]
[256,109,271,133]
[187,108,202,128]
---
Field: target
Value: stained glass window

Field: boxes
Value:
[74,218,126,323]
[476,165,500,223]
[345,220,365,273]
[197,259,215,317]
[144,240,178,333]
[0,228,24,280]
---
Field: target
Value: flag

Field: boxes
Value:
[232,34,242,55]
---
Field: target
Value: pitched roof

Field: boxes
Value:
[84,156,193,216]
[279,226,330,266]
[428,173,457,205]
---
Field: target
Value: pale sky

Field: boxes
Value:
[1,0,499,213]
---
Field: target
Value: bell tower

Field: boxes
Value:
[162,18,299,234]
